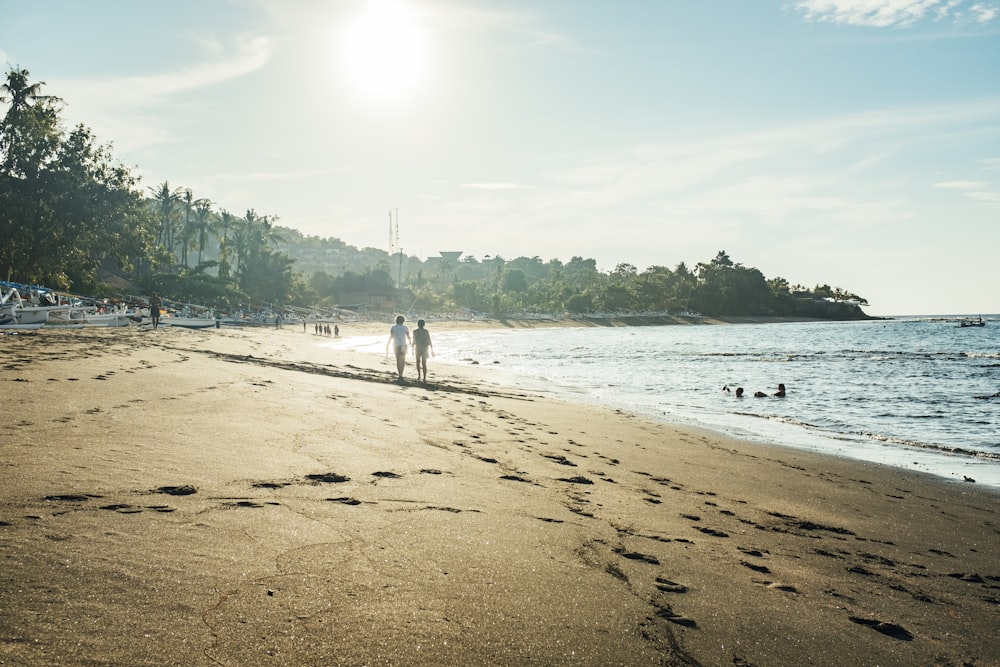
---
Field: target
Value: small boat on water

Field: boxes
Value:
[958,317,986,328]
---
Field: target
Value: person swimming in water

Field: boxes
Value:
[774,383,786,397]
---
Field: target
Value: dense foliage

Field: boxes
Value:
[1,68,869,319]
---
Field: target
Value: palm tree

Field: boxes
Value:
[217,209,237,278]
[194,199,215,267]
[233,209,283,278]
[178,189,195,267]
[148,181,183,262]
[0,67,62,177]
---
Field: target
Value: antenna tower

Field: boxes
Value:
[394,209,403,288]
[388,211,395,255]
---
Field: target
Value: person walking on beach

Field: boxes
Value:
[386,315,411,380]
[149,293,162,330]
[412,319,434,383]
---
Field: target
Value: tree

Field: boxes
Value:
[149,181,183,258]
[216,209,237,278]
[0,68,152,288]
[502,268,529,293]
[0,67,62,179]
[711,250,734,267]
[178,189,211,268]
[194,198,215,267]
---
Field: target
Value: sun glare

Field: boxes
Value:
[338,1,429,101]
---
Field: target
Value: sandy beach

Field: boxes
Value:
[1,325,997,666]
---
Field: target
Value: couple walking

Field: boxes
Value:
[386,315,434,382]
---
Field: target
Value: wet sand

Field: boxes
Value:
[0,326,997,666]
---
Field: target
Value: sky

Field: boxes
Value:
[1,0,998,316]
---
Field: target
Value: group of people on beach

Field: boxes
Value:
[311,322,339,337]
[724,383,786,398]
[386,315,434,383]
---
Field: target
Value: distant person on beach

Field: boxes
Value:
[334,324,339,337]
[412,319,434,383]
[386,315,411,380]
[149,293,162,330]
[774,383,786,397]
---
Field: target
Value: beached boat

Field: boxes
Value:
[158,315,218,329]
[0,286,72,325]
[47,303,137,327]
[0,318,45,331]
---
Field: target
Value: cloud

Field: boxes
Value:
[966,190,1000,203]
[462,182,536,190]
[971,2,1000,21]
[45,33,272,153]
[418,1,584,53]
[934,180,989,188]
[933,179,1000,204]
[213,168,344,183]
[438,96,1000,252]
[60,33,272,105]
[791,0,1000,27]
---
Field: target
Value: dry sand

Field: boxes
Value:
[0,325,996,666]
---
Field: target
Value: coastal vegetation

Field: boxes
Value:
[1,68,869,319]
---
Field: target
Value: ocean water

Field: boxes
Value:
[328,317,1000,489]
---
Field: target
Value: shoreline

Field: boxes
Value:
[1,326,997,666]
[322,312,879,333]
[319,319,1000,491]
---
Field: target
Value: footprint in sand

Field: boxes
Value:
[44,494,99,502]
[654,603,697,627]
[758,581,799,593]
[613,547,660,565]
[327,497,363,506]
[305,473,350,484]
[740,560,771,574]
[694,526,729,538]
[542,454,578,467]
[557,476,594,485]
[153,485,197,496]
[655,577,689,594]
[100,503,143,514]
[848,616,913,641]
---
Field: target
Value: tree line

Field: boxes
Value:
[1,67,869,319]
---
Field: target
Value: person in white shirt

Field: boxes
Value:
[386,314,411,380]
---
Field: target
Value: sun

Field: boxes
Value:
[338,1,429,101]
